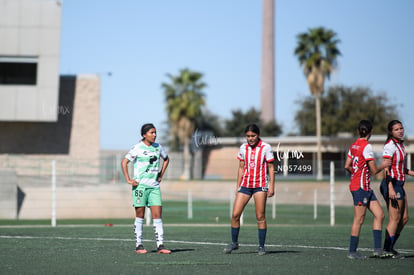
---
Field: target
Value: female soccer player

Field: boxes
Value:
[380,120,414,258]
[121,123,171,254]
[345,120,386,259]
[224,124,275,255]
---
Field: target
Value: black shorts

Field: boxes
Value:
[238,186,268,196]
[380,178,406,201]
[350,188,377,207]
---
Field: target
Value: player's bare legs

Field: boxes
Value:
[368,201,384,232]
[134,207,147,254]
[348,205,367,259]
[254,191,268,255]
[231,193,250,228]
[368,200,384,256]
[224,192,250,254]
[253,191,267,229]
[384,198,407,258]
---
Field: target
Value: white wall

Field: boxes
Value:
[0,0,61,121]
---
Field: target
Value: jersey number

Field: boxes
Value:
[352,157,359,174]
[135,190,143,197]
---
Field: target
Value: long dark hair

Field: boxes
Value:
[385,120,403,144]
[358,120,372,138]
[244,123,260,135]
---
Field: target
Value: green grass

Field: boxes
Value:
[1,225,413,274]
[1,202,413,274]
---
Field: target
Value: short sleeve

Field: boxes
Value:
[237,144,246,161]
[159,144,168,160]
[383,142,396,159]
[265,144,274,162]
[362,144,374,160]
[125,145,138,161]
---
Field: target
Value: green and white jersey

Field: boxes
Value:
[125,141,168,188]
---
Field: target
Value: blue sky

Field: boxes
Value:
[60,0,414,150]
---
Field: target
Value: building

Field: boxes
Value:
[0,0,100,219]
[203,135,414,180]
[0,0,100,169]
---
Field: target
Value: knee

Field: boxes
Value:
[356,214,365,225]
[377,212,385,221]
[256,213,265,222]
[390,212,402,223]
[232,213,241,222]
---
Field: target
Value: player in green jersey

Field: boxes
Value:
[121,123,171,254]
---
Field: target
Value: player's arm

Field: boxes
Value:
[236,160,244,191]
[369,157,390,175]
[366,159,381,175]
[407,170,414,176]
[379,157,396,199]
[121,158,138,186]
[267,161,275,198]
[405,168,414,176]
[344,156,353,174]
[366,158,388,175]
[157,156,169,182]
[404,157,414,176]
[380,158,392,177]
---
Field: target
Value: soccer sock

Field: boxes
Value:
[373,230,382,249]
[231,227,240,244]
[258,228,267,248]
[389,235,395,250]
[391,233,400,250]
[134,217,144,247]
[349,236,359,253]
[383,230,391,251]
[153,218,164,247]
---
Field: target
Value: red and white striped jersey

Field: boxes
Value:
[237,140,274,188]
[347,138,375,191]
[383,138,406,181]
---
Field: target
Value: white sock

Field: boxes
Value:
[134,217,144,247]
[153,218,164,247]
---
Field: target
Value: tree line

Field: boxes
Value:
[161,27,399,179]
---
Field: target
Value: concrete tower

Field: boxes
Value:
[260,0,275,122]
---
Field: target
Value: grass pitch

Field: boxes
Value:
[1,203,413,274]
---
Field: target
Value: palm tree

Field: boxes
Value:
[294,27,341,180]
[162,68,206,180]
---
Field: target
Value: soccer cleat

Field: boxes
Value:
[347,252,367,259]
[372,248,386,258]
[390,249,404,259]
[224,242,239,254]
[258,246,267,256]
[136,244,147,254]
[383,249,404,259]
[157,244,171,254]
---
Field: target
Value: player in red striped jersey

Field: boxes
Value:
[224,124,275,255]
[380,120,414,258]
[345,120,387,259]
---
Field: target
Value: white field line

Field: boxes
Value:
[1,235,413,254]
